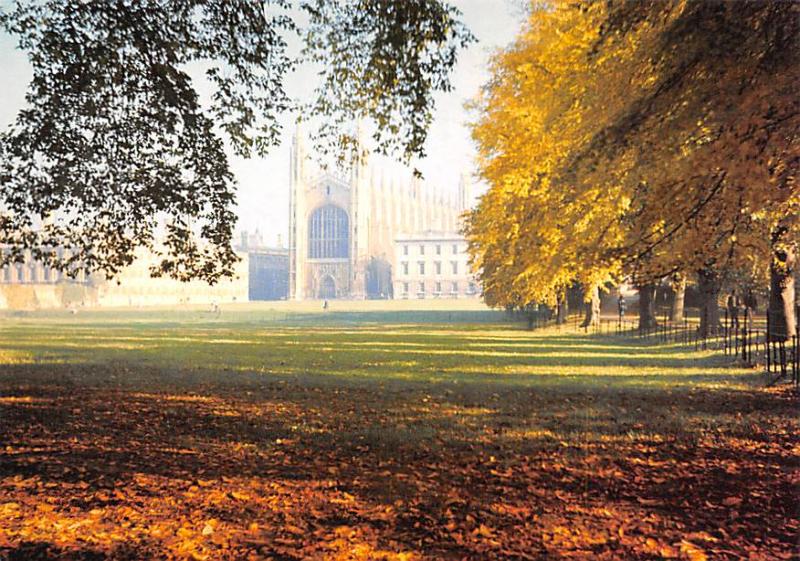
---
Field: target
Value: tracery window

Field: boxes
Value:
[308,205,349,259]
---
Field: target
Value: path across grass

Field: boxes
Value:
[0,303,796,560]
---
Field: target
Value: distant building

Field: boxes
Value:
[247,251,289,300]
[0,247,248,310]
[288,126,473,300]
[237,231,290,301]
[393,232,480,299]
[95,250,248,307]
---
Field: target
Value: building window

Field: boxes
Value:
[419,245,425,255]
[403,282,409,293]
[2,267,9,283]
[402,262,408,275]
[16,265,24,283]
[418,262,425,275]
[435,244,441,255]
[308,205,349,259]
[418,281,425,296]
[435,281,442,294]
[452,244,458,253]
[451,281,458,293]
[468,282,477,294]
[435,261,441,275]
[451,261,458,275]
[403,245,409,256]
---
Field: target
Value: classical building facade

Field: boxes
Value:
[0,248,248,310]
[393,232,480,299]
[288,129,473,300]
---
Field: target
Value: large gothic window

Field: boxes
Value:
[308,205,349,259]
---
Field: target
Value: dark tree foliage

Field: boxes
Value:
[303,0,473,166]
[0,0,472,282]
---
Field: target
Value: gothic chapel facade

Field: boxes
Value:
[288,128,471,300]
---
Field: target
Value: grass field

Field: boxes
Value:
[0,301,797,560]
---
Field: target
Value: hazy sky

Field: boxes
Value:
[0,1,524,246]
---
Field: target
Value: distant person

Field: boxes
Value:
[323,299,329,310]
[727,290,740,330]
[744,290,757,328]
[618,295,627,319]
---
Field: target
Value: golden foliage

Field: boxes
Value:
[467,0,800,305]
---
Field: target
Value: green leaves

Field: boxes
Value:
[301,0,474,167]
[0,0,471,282]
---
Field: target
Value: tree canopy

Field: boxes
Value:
[0,0,473,282]
[466,0,799,315]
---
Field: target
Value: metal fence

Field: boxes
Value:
[514,305,798,386]
[593,308,799,386]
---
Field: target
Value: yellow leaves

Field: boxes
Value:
[658,544,679,558]
[201,519,218,536]
[515,62,533,76]
[284,523,306,536]
[467,0,637,305]
[0,501,21,517]
[469,0,799,294]
[679,540,708,561]
[641,537,680,558]
[176,526,194,539]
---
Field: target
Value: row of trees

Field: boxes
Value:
[466,0,799,340]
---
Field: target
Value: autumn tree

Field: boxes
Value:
[467,0,799,335]
[465,2,627,317]
[581,1,799,336]
[0,0,473,282]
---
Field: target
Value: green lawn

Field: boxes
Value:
[0,302,796,560]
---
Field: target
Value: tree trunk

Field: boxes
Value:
[697,267,721,338]
[580,284,601,328]
[637,284,657,330]
[556,292,568,325]
[767,237,797,342]
[670,275,686,322]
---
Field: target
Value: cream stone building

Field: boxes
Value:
[288,129,472,299]
[93,249,248,307]
[0,248,248,310]
[393,232,479,299]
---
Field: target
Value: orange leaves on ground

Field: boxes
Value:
[0,380,797,560]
